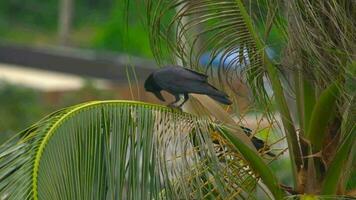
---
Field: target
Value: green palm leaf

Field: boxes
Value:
[140,0,302,186]
[0,101,276,199]
[146,0,268,99]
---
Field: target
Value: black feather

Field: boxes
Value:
[240,126,276,157]
[144,66,232,107]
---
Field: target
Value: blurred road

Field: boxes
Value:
[0,43,156,82]
[0,63,109,91]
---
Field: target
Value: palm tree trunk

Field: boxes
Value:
[58,0,73,46]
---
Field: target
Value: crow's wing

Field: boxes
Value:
[183,68,208,79]
[154,66,208,83]
[154,69,225,97]
[153,66,231,104]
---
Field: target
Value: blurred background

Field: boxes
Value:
[0,0,159,144]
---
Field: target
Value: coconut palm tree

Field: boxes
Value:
[0,0,355,199]
[140,0,356,196]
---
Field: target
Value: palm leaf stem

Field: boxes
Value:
[218,126,285,199]
[234,0,301,188]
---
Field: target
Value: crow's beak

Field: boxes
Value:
[154,91,166,102]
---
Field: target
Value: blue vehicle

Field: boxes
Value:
[199,47,276,69]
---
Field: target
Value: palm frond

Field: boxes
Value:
[144,0,272,104]
[244,0,287,50]
[142,2,302,177]
[0,101,278,199]
[286,0,355,95]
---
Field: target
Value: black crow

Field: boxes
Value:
[240,126,276,157]
[212,126,276,157]
[144,66,232,107]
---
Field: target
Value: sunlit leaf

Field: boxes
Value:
[0,101,273,199]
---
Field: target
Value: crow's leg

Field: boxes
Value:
[176,93,189,108]
[167,94,181,108]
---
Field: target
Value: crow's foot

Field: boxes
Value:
[167,104,182,111]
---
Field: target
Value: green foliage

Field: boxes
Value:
[321,126,355,195]
[0,0,58,29]
[0,101,265,199]
[1,0,355,198]
[0,81,115,145]
[0,0,152,57]
[92,1,152,57]
[134,0,355,196]
[219,126,285,199]
[307,82,340,151]
[141,0,300,187]
[0,82,45,144]
[0,0,112,30]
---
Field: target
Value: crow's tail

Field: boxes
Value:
[266,151,276,157]
[208,94,232,105]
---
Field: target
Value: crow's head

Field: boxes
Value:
[144,74,165,102]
